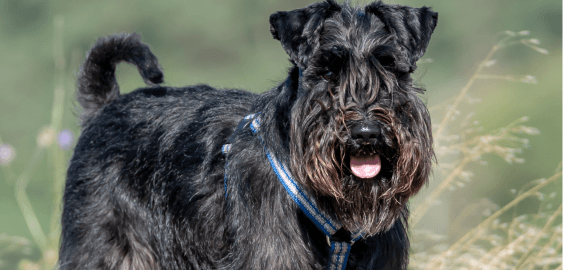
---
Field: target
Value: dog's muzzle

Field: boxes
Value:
[349,124,381,179]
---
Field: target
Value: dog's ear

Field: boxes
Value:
[365,2,438,73]
[270,0,341,69]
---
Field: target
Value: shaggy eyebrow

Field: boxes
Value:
[319,45,349,67]
[370,44,394,57]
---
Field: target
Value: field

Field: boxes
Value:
[0,0,560,269]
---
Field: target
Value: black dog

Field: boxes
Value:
[60,1,437,269]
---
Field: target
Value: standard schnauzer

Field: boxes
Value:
[59,1,437,269]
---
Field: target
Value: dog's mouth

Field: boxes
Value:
[343,141,395,181]
[350,154,381,179]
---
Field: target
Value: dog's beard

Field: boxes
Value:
[290,76,433,236]
[291,108,406,235]
[328,173,401,236]
[291,106,432,236]
[314,137,404,236]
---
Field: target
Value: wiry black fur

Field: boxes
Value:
[60,1,437,269]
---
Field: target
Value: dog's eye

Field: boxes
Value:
[322,71,338,82]
[371,45,396,69]
[377,55,394,67]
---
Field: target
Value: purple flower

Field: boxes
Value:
[0,144,15,165]
[57,129,75,150]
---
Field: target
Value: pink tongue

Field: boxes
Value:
[350,155,381,179]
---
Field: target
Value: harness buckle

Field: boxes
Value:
[326,228,354,246]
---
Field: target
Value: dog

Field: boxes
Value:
[59,1,437,269]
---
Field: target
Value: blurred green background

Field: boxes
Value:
[0,0,560,268]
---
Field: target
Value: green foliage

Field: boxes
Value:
[0,1,560,269]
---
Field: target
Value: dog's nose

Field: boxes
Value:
[351,124,380,144]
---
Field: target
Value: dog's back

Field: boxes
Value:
[60,33,255,269]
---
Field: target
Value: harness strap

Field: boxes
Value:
[329,241,352,270]
[223,113,361,269]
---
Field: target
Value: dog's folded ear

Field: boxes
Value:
[365,2,438,73]
[270,0,341,69]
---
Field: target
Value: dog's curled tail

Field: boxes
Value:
[77,33,163,124]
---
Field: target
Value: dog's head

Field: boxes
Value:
[270,0,437,235]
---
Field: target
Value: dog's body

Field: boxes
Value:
[60,1,437,269]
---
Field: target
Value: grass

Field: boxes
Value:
[0,16,67,270]
[410,31,561,270]
[0,15,560,270]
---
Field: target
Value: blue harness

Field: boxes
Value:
[222,113,362,270]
